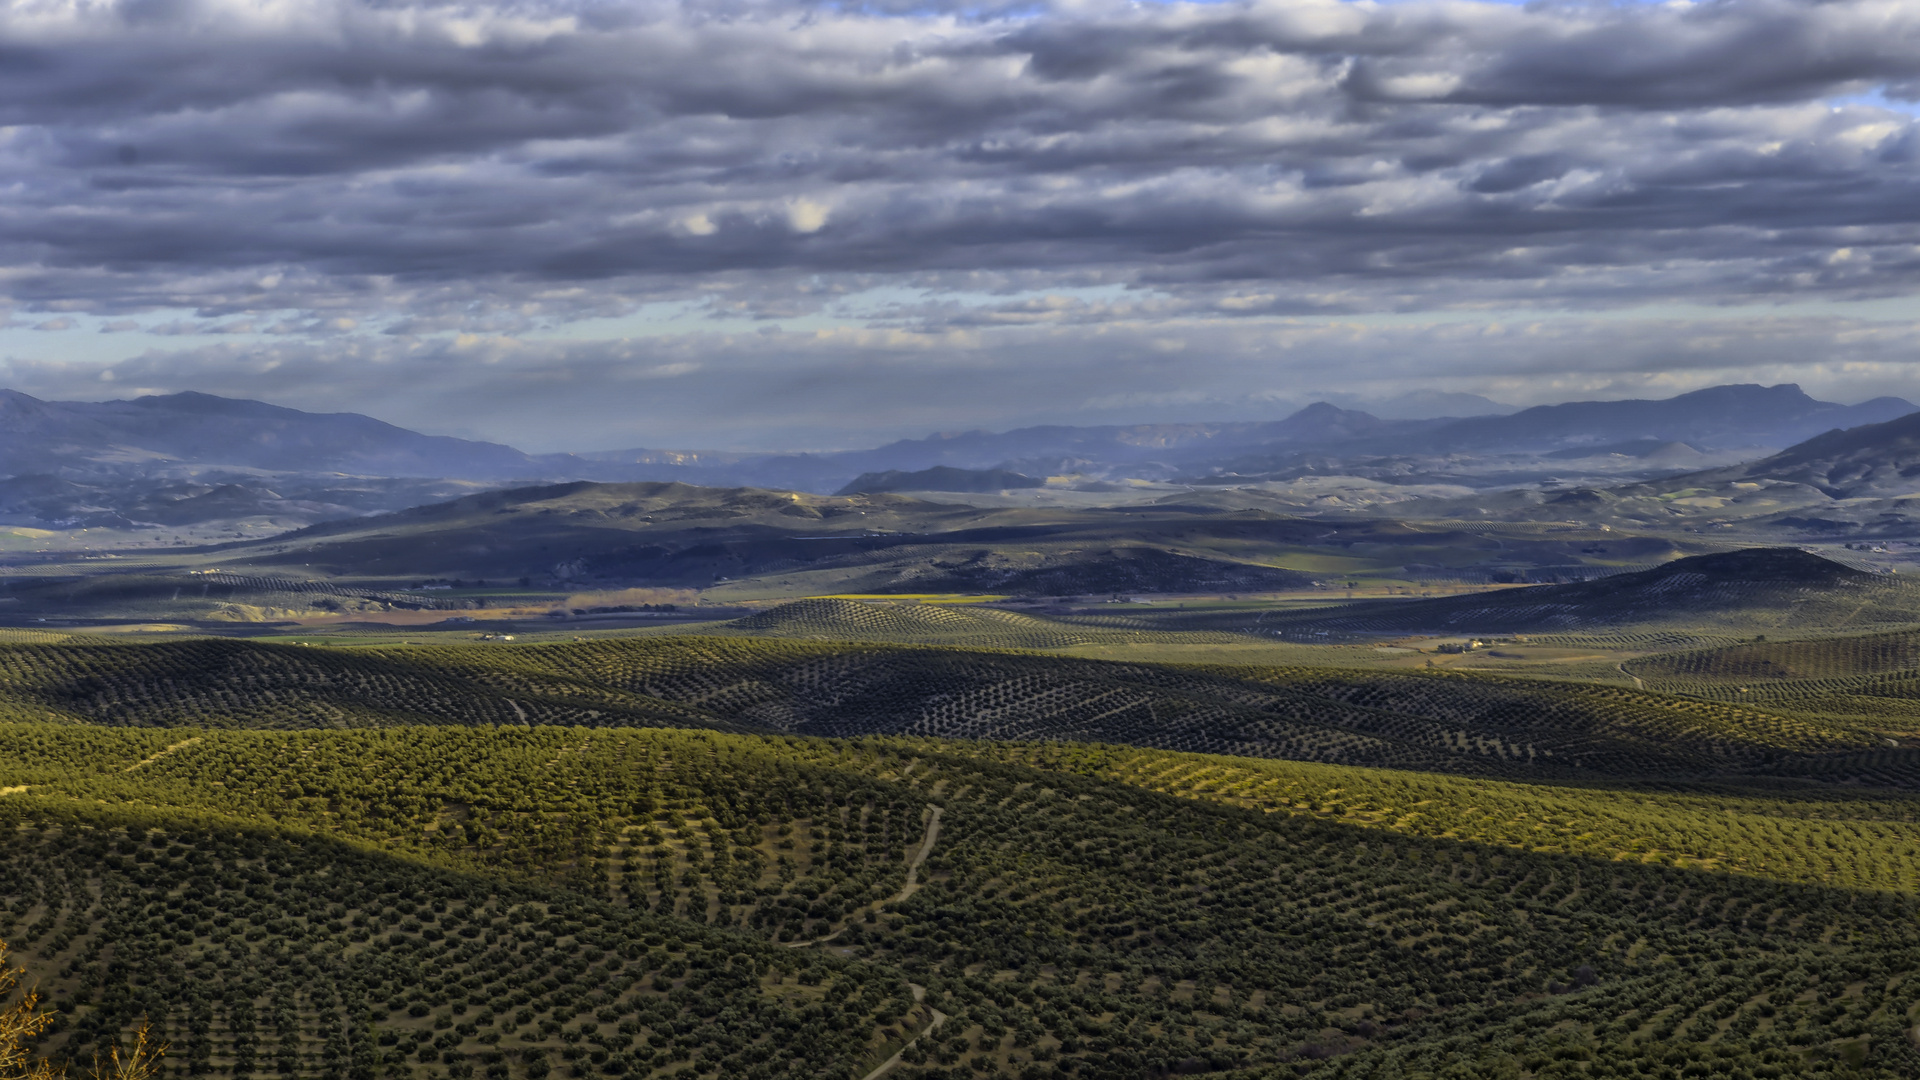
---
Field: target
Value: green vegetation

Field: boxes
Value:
[6,726,1920,1079]
[12,536,1920,1079]
[716,598,1254,649]
[1621,626,1920,734]
[0,634,1890,784]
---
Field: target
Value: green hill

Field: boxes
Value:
[722,598,1109,647]
[714,598,1262,649]
[1620,626,1920,730]
[8,726,1920,1079]
[0,633,1896,787]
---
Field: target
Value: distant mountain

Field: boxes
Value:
[837,466,1045,495]
[566,403,1458,491]
[834,403,1429,472]
[1413,384,1914,453]
[0,390,538,479]
[5,384,1912,533]
[0,390,545,528]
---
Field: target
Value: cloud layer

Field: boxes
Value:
[5,0,1920,444]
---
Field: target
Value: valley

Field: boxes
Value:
[13,385,1920,1079]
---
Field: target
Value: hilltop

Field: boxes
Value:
[6,383,1914,539]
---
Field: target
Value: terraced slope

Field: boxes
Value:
[6,727,1920,1079]
[1618,627,1920,734]
[0,635,1888,784]
[0,637,723,731]
[1631,628,1920,685]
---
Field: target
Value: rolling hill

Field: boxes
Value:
[1468,407,1920,537]
[835,467,1045,495]
[167,480,1354,595]
[126,479,1710,601]
[568,386,1916,491]
[6,725,1920,1079]
[0,630,1900,786]
[1245,548,1920,636]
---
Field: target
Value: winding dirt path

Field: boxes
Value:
[787,805,943,949]
[859,982,948,1080]
[781,804,948,1080]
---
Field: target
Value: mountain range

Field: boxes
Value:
[561,383,1917,492]
[0,382,1914,530]
[1416,383,1914,454]
[0,389,536,479]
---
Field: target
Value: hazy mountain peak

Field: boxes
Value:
[1667,382,1816,407]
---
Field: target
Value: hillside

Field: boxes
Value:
[6,726,1920,1079]
[1243,548,1920,636]
[836,467,1045,495]
[0,390,542,530]
[1475,408,1920,537]
[0,632,1898,786]
[1710,409,1920,499]
[171,480,1352,595]
[1412,383,1914,454]
[561,386,1915,493]
[1622,625,1920,727]
[129,480,1711,600]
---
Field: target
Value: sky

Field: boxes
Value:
[5,0,1920,451]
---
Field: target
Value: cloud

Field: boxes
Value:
[2,0,1920,445]
[0,0,1914,323]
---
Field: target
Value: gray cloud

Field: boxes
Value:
[0,0,1918,317]
[4,0,1920,445]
